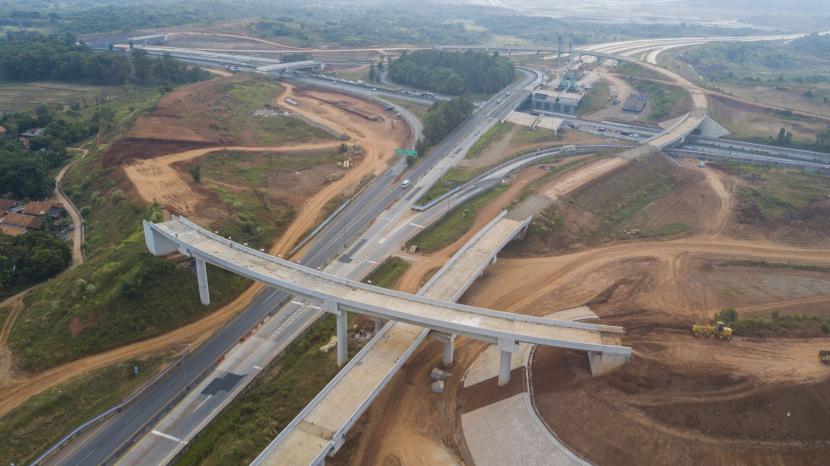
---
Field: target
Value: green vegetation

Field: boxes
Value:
[0,146,55,198]
[216,78,331,146]
[675,34,830,83]
[362,257,410,289]
[8,228,249,372]
[577,81,612,116]
[467,122,512,159]
[196,149,343,248]
[407,186,506,254]
[0,34,208,85]
[626,78,691,122]
[419,95,473,149]
[0,231,71,297]
[0,82,130,114]
[249,10,485,48]
[6,89,256,372]
[714,308,830,337]
[724,163,829,223]
[418,167,478,205]
[616,61,667,81]
[718,260,830,274]
[176,313,362,465]
[389,50,515,95]
[0,356,166,465]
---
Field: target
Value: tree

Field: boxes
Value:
[715,308,738,324]
[187,164,202,183]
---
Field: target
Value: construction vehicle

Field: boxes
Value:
[820,350,830,365]
[692,321,733,340]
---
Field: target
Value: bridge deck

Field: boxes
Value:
[148,217,628,352]
[253,213,596,465]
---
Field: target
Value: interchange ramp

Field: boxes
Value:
[145,217,628,351]
[241,212,629,465]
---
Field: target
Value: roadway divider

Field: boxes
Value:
[288,197,353,258]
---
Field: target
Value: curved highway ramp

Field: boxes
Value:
[143,215,631,465]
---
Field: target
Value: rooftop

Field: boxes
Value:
[0,224,27,237]
[1,212,44,229]
[22,201,59,217]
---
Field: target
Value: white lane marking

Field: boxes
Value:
[151,430,185,444]
[192,394,212,413]
[290,300,305,306]
[409,223,426,229]
[263,291,280,306]
[365,260,379,265]
[253,365,263,370]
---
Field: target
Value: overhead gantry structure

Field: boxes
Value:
[144,217,631,385]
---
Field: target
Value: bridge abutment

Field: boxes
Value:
[587,351,628,376]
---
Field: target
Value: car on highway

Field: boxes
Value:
[401,179,412,189]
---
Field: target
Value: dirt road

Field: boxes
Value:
[55,147,88,267]
[0,81,410,417]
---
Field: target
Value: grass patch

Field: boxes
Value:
[714,308,830,338]
[175,314,365,466]
[717,259,830,273]
[624,77,692,122]
[616,62,668,82]
[0,356,166,465]
[362,257,411,289]
[467,122,512,159]
[577,80,612,116]
[723,163,829,223]
[213,77,332,145]
[417,167,480,205]
[8,231,250,372]
[0,81,138,114]
[407,185,506,254]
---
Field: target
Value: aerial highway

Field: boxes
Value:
[44,29,829,465]
[45,66,541,466]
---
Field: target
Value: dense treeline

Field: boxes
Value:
[0,230,71,291]
[418,95,474,152]
[389,50,515,95]
[0,104,117,199]
[0,33,208,84]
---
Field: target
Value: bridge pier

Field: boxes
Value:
[498,338,519,386]
[373,317,385,333]
[430,332,455,367]
[195,258,210,305]
[327,299,348,368]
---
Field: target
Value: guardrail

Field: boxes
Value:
[31,350,191,465]
[411,144,628,211]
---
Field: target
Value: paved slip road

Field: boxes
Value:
[48,68,540,466]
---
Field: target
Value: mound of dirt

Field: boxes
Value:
[531,345,830,466]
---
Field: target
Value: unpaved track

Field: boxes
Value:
[56,147,88,267]
[482,239,830,315]
[0,83,407,416]
[123,142,340,217]
[272,84,407,257]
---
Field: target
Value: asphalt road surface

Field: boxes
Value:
[48,68,540,466]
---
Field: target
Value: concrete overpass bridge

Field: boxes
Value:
[257,60,324,74]
[248,211,629,466]
[144,217,630,371]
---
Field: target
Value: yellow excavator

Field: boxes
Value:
[692,321,733,340]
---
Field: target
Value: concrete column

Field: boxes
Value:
[497,338,519,387]
[491,254,498,265]
[195,258,210,305]
[331,300,348,368]
[442,335,455,367]
[498,349,512,387]
[373,317,385,333]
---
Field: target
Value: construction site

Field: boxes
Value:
[3,17,830,466]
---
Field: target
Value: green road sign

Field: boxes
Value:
[395,148,418,157]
